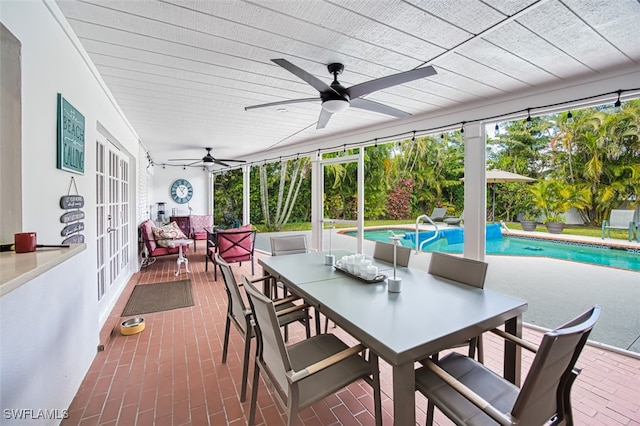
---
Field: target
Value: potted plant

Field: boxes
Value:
[519,210,539,232]
[529,180,590,234]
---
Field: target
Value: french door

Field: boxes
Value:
[96,135,131,318]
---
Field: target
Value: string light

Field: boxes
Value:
[526,109,532,127]
[411,131,416,142]
[567,111,573,124]
[494,123,500,134]
[204,87,636,174]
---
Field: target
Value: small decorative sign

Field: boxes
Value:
[57,94,85,174]
[60,210,85,223]
[60,177,85,244]
[61,222,85,237]
[60,195,84,209]
[62,234,85,244]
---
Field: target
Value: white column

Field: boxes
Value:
[310,152,323,252]
[357,147,365,254]
[242,165,250,226]
[463,122,486,261]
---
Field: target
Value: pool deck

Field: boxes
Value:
[255,227,640,355]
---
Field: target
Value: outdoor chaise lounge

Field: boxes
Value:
[425,207,448,222]
[601,209,637,242]
[443,210,464,227]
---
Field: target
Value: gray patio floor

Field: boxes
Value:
[255,228,640,355]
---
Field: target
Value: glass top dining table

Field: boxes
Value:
[259,250,528,425]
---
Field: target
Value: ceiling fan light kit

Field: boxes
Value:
[245,59,437,129]
[322,99,349,113]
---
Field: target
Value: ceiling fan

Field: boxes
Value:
[168,147,246,168]
[245,58,437,129]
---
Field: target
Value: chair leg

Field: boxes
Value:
[240,331,252,402]
[477,335,484,364]
[221,316,231,363]
[426,400,436,426]
[304,310,311,339]
[248,361,260,426]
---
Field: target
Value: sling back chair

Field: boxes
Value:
[268,234,308,299]
[372,240,411,267]
[428,252,489,363]
[217,254,310,402]
[243,275,382,426]
[415,305,601,426]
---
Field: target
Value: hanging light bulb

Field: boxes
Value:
[494,123,500,135]
[526,109,532,127]
[411,131,416,142]
[614,90,622,108]
[567,111,573,124]
[460,122,465,134]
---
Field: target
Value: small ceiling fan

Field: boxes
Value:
[245,58,437,129]
[168,147,246,168]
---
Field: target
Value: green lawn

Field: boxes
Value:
[253,221,635,241]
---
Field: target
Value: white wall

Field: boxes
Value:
[0,1,142,422]
[149,166,211,220]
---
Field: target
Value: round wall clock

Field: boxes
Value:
[170,179,193,204]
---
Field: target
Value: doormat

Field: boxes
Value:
[122,279,194,316]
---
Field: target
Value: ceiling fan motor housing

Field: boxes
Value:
[322,63,350,102]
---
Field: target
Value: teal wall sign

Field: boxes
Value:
[57,94,85,174]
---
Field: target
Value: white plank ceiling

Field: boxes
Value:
[54,0,640,168]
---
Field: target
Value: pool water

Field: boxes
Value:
[344,227,640,272]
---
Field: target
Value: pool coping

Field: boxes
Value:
[337,224,640,253]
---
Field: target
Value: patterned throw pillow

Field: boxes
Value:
[152,221,187,247]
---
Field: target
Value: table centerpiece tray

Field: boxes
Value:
[333,265,387,283]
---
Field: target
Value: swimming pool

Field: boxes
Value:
[343,227,640,272]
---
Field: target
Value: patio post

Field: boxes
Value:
[463,122,487,261]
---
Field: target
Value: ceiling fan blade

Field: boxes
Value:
[168,158,200,161]
[245,97,319,111]
[350,98,410,118]
[214,158,246,163]
[186,160,202,167]
[214,159,231,167]
[348,65,437,99]
[272,58,332,93]
[316,108,333,129]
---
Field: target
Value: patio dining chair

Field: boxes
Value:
[428,252,488,363]
[217,254,310,402]
[373,240,411,267]
[269,234,325,335]
[243,275,382,426]
[210,225,256,280]
[601,209,636,241]
[269,234,308,299]
[415,305,601,426]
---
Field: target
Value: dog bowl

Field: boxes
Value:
[120,317,145,335]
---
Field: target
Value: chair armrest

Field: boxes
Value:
[275,303,309,317]
[489,328,538,353]
[422,358,514,426]
[287,343,366,383]
[273,295,301,306]
[250,275,274,284]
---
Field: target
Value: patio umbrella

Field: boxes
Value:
[461,169,536,221]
